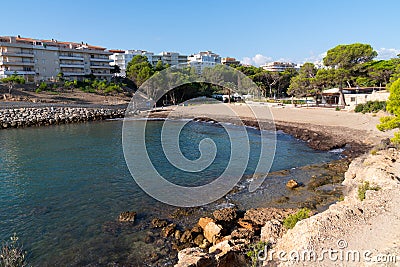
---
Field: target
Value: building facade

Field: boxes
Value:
[0,36,113,82]
[188,51,221,73]
[261,61,297,72]
[109,50,188,77]
[221,57,240,66]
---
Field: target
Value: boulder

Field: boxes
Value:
[237,218,256,231]
[204,222,223,244]
[118,211,136,222]
[174,247,217,267]
[213,208,237,222]
[260,219,283,245]
[162,223,176,237]
[151,218,168,228]
[231,228,254,240]
[209,240,231,255]
[286,179,299,189]
[198,217,215,230]
[180,229,194,244]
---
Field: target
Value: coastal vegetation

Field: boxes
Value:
[377,78,400,144]
[247,241,268,267]
[358,181,381,201]
[354,101,386,113]
[282,208,311,229]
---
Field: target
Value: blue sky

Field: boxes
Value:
[2,0,399,65]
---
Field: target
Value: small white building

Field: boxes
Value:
[321,87,389,108]
[261,61,297,72]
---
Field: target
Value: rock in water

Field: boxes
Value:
[151,218,168,228]
[118,211,136,222]
[286,179,299,189]
[162,223,176,237]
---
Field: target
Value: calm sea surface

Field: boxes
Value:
[0,120,340,265]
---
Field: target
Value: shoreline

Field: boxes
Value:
[1,100,397,266]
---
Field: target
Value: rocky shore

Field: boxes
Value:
[0,107,125,129]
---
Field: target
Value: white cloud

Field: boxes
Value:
[240,54,272,66]
[302,52,326,64]
[376,48,400,60]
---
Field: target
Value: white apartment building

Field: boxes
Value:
[261,61,297,72]
[109,50,188,77]
[0,36,113,82]
[188,51,221,73]
[158,52,188,66]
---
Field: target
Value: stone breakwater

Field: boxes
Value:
[0,107,126,129]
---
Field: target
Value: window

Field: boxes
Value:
[350,97,356,102]
[42,59,45,64]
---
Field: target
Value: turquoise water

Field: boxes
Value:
[0,120,340,265]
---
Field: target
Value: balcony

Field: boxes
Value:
[0,51,34,57]
[59,55,84,61]
[90,57,112,62]
[93,72,113,76]
[0,60,34,66]
[63,72,86,76]
[60,63,85,68]
[1,70,36,75]
[90,64,113,69]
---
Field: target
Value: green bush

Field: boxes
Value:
[247,241,268,267]
[283,208,311,229]
[37,82,48,91]
[354,101,386,114]
[358,181,380,201]
[1,75,25,85]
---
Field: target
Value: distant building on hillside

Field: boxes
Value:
[109,50,188,77]
[188,51,221,73]
[158,51,188,66]
[221,57,240,66]
[261,61,297,72]
[0,35,113,82]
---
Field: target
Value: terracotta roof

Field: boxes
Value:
[109,49,125,53]
[3,36,107,50]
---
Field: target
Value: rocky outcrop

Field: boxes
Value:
[0,107,125,129]
[273,148,400,266]
[174,207,300,267]
[175,247,217,267]
[118,211,136,223]
[260,219,283,245]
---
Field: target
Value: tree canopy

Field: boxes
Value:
[323,43,377,69]
[287,63,317,97]
[126,55,155,88]
[377,78,400,143]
